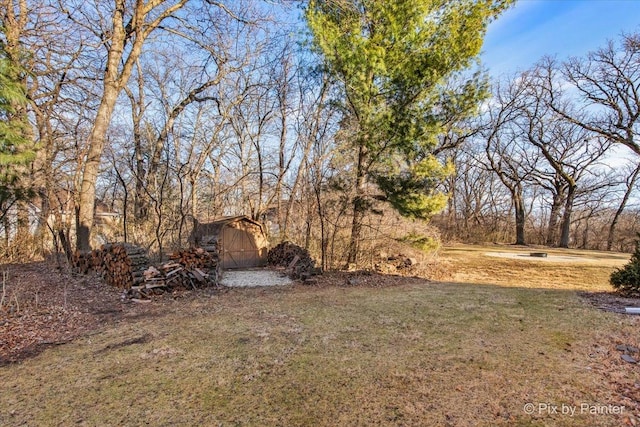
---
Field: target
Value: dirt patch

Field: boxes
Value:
[438,244,629,292]
[0,261,158,365]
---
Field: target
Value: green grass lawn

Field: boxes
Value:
[2,271,639,426]
[0,283,640,426]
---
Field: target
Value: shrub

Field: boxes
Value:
[610,234,640,295]
[399,232,440,253]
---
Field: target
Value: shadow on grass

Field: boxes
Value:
[2,274,639,426]
[0,265,636,369]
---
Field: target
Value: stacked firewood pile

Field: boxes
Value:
[71,251,93,275]
[267,241,318,280]
[131,247,220,298]
[72,243,150,289]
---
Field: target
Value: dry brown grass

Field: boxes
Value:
[438,243,630,291]
[0,245,638,426]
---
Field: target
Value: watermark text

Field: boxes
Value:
[523,402,625,416]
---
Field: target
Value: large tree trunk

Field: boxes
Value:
[513,189,526,245]
[75,0,130,251]
[559,185,576,248]
[76,83,120,251]
[546,186,564,246]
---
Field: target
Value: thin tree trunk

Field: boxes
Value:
[15,200,30,240]
[126,63,149,223]
[111,160,129,242]
[313,175,327,272]
[282,77,329,240]
[3,216,10,246]
[254,143,264,221]
[134,136,148,222]
[607,165,640,251]
[581,217,591,249]
[282,137,314,240]
[347,145,367,265]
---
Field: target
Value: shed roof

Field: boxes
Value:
[194,215,266,237]
[210,215,264,233]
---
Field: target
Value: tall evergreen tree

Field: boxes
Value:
[306,0,512,264]
[0,40,35,222]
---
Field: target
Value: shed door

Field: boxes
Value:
[221,227,262,269]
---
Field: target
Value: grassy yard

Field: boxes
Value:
[1,245,638,426]
[438,244,630,291]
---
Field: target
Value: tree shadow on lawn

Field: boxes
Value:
[1,261,638,364]
[2,273,640,426]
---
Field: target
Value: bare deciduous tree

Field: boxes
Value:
[552,33,640,157]
[67,0,189,251]
[482,77,540,245]
[522,65,612,247]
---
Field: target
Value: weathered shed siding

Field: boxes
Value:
[190,216,268,269]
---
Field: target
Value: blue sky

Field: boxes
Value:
[481,0,640,77]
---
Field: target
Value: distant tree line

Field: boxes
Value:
[0,0,637,267]
[436,32,640,252]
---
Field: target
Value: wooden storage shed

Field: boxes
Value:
[190,216,268,269]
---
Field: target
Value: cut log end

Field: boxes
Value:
[530,252,548,258]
